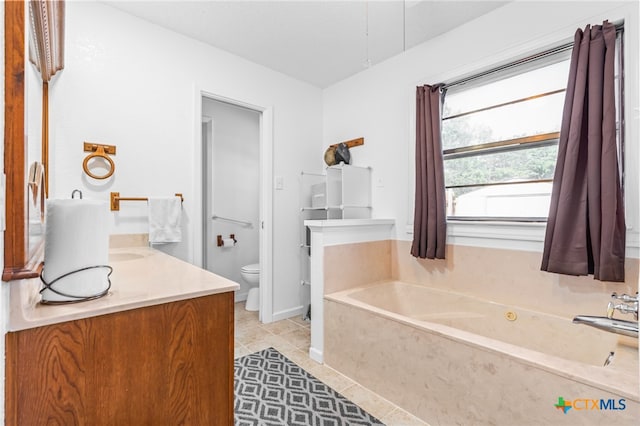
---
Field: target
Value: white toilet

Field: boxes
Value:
[240,263,260,311]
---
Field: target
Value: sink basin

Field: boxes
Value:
[573,315,638,338]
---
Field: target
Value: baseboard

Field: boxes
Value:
[309,346,323,364]
[271,305,304,322]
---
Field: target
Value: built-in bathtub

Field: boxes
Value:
[324,280,639,425]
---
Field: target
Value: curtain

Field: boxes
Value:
[541,22,625,282]
[411,85,446,259]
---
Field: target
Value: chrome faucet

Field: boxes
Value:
[607,292,639,320]
[572,291,639,338]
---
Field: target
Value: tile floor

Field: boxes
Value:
[234,302,429,426]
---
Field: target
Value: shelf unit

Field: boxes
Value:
[299,165,372,320]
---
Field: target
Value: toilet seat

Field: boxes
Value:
[241,263,260,274]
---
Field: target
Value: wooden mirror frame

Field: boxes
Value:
[3,0,64,281]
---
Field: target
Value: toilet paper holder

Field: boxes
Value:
[217,234,237,247]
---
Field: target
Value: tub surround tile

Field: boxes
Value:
[324,299,639,426]
[320,239,638,424]
[324,239,392,294]
[390,240,639,319]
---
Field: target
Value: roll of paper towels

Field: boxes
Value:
[41,199,110,303]
[222,238,235,247]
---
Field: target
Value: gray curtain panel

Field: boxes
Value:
[411,85,446,259]
[541,22,625,282]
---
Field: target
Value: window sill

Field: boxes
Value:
[405,220,547,252]
[405,221,639,258]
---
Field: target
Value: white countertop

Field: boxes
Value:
[8,246,240,331]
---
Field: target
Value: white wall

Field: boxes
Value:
[323,0,640,257]
[203,99,260,300]
[48,2,323,318]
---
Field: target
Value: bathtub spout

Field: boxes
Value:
[572,315,638,338]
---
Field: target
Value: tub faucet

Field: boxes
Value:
[607,292,638,320]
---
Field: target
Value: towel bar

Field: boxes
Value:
[110,192,184,211]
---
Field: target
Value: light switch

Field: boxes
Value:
[275,176,284,190]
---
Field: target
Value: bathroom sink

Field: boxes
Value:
[573,315,638,338]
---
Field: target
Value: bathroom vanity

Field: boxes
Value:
[5,241,239,425]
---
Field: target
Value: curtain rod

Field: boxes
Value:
[440,23,624,91]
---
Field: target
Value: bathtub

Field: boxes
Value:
[324,280,639,425]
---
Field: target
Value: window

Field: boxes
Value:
[442,29,623,221]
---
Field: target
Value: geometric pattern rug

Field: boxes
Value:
[234,347,385,426]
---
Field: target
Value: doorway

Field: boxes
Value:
[195,91,274,323]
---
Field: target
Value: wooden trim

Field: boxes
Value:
[1,239,44,281]
[42,81,49,197]
[28,0,65,82]
[4,0,29,280]
[329,137,364,149]
[4,332,19,426]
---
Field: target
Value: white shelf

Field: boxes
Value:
[299,165,372,322]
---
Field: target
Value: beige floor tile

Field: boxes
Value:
[307,364,356,393]
[340,384,397,420]
[235,309,259,324]
[259,319,304,335]
[280,327,311,350]
[244,333,297,353]
[235,325,271,346]
[287,316,311,328]
[234,344,253,359]
[278,348,322,371]
[381,408,430,426]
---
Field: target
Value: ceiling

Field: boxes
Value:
[106,1,510,88]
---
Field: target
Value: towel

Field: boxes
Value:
[148,197,182,243]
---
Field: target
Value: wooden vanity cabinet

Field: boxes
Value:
[5,292,234,425]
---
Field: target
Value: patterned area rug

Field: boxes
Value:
[234,347,385,426]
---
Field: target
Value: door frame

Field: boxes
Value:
[193,88,274,323]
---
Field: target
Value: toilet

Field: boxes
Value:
[240,263,260,311]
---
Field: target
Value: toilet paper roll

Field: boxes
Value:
[41,199,110,303]
[222,238,235,247]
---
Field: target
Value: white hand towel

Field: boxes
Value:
[148,197,182,243]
